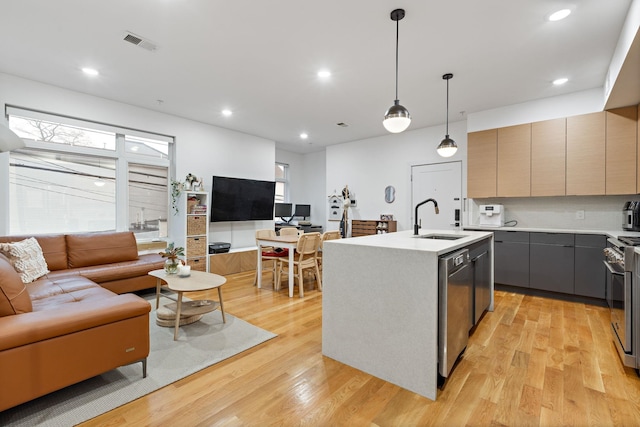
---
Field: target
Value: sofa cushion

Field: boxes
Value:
[0,254,33,316]
[66,231,139,268]
[0,237,50,283]
[0,234,67,271]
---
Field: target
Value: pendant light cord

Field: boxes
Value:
[445,77,449,135]
[395,18,399,101]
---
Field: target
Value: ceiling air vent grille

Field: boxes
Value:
[123,32,157,52]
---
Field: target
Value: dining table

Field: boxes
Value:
[255,234,299,297]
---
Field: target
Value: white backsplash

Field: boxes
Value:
[467,195,639,231]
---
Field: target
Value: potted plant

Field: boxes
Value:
[184,173,196,190]
[160,242,185,274]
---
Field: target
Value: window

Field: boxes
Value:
[128,163,169,239]
[7,106,173,239]
[9,115,116,150]
[275,162,289,204]
[10,151,116,234]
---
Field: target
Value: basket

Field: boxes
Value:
[187,215,206,235]
[187,197,199,214]
[186,236,207,257]
[187,257,207,271]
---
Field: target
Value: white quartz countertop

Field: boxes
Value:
[329,229,493,256]
[464,225,640,240]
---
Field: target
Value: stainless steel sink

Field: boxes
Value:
[415,234,467,240]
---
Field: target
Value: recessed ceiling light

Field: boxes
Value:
[548,9,571,21]
[553,78,569,86]
[82,67,99,76]
[300,133,308,140]
[317,70,331,79]
[222,109,232,117]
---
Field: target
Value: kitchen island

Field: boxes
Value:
[321,229,494,400]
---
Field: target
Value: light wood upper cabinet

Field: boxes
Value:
[606,106,637,194]
[531,118,566,196]
[638,104,640,192]
[467,129,497,198]
[566,112,606,195]
[497,124,531,197]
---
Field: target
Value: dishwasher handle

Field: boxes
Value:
[471,251,487,263]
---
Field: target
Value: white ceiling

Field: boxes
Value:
[0,1,636,153]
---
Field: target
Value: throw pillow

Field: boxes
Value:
[0,253,33,316]
[0,237,50,283]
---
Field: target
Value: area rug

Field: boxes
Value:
[0,297,276,427]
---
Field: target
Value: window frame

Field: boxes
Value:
[275,162,289,204]
[4,106,174,240]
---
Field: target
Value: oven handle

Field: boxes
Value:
[603,260,625,276]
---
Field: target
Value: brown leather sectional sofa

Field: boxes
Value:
[0,231,165,412]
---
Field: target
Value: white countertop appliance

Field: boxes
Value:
[478,204,504,227]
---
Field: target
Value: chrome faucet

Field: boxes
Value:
[414,198,439,235]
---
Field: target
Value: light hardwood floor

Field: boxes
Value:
[83,272,640,426]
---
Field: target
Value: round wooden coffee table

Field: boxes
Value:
[149,269,227,340]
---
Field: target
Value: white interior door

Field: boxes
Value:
[411,162,462,231]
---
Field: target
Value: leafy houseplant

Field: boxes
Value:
[170,179,183,215]
[160,242,185,274]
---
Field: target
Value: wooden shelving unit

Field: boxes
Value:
[351,220,397,237]
[184,191,209,272]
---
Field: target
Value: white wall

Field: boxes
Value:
[0,72,275,248]
[325,120,467,232]
[275,149,327,228]
[467,88,604,132]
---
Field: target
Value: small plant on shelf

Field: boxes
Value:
[160,242,185,274]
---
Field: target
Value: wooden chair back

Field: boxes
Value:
[321,230,341,243]
[256,229,277,240]
[279,227,300,236]
[296,232,321,266]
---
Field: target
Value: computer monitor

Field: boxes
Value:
[274,203,293,222]
[293,204,311,219]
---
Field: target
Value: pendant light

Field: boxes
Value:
[383,9,411,134]
[437,73,457,157]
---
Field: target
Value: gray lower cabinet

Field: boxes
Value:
[489,228,607,300]
[468,238,492,327]
[494,231,530,287]
[574,234,607,299]
[529,233,574,294]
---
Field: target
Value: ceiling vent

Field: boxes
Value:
[123,32,157,52]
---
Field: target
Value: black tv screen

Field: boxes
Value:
[210,176,276,222]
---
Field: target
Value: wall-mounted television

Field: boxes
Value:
[210,176,276,222]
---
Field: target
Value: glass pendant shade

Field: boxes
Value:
[437,135,458,157]
[383,100,411,133]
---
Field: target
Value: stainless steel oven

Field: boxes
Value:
[605,237,639,368]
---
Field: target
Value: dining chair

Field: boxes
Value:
[279,227,302,236]
[254,229,288,286]
[275,232,321,297]
[317,230,342,276]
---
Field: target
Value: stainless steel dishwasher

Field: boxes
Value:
[439,248,471,378]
